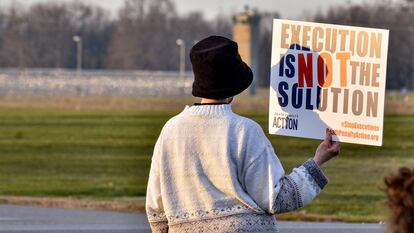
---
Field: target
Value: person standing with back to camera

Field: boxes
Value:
[146,35,340,232]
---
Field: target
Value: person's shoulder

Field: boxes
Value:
[159,105,196,134]
[231,113,274,155]
[230,113,264,133]
[161,109,186,130]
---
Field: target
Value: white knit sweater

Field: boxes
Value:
[146,104,328,233]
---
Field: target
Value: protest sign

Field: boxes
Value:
[269,19,389,146]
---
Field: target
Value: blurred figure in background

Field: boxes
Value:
[384,167,414,233]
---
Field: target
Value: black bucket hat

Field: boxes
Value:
[189,36,253,99]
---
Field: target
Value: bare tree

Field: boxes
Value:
[0,6,29,67]
[107,0,231,70]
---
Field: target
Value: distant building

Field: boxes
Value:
[232,6,261,95]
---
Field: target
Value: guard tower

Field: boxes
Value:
[232,6,261,95]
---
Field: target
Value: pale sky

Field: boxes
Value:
[1,0,381,19]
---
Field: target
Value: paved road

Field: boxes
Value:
[0,204,384,233]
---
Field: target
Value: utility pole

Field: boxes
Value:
[72,35,82,75]
[176,39,185,79]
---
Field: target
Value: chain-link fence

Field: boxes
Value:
[0,69,194,96]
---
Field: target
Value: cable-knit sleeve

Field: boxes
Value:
[272,158,328,213]
[240,123,328,215]
[146,134,168,232]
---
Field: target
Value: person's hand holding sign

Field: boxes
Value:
[313,128,340,166]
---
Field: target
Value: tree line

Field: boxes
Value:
[0,0,230,71]
[0,0,412,89]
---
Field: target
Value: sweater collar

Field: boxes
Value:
[184,104,233,116]
[193,102,228,106]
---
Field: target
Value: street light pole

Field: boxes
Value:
[176,39,185,79]
[72,35,82,75]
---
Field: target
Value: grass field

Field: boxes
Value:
[0,108,150,197]
[0,104,413,222]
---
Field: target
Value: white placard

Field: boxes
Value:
[269,19,389,146]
